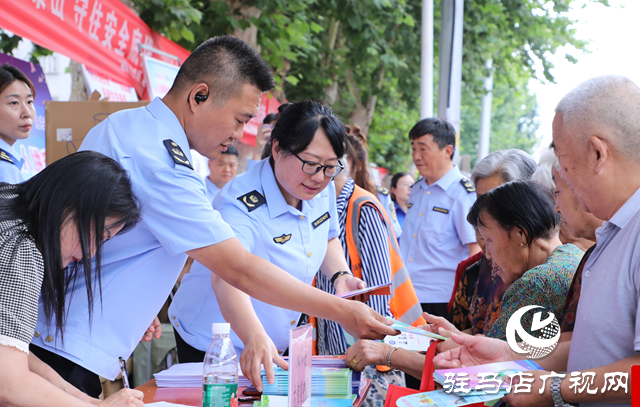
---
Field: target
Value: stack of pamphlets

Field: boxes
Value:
[153,361,252,388]
[396,360,543,407]
[261,367,352,398]
[282,355,361,394]
[253,395,354,407]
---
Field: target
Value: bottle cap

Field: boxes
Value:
[211,323,230,335]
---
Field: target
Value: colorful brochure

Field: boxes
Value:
[336,282,391,299]
[390,319,447,341]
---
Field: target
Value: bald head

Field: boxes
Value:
[555,75,640,160]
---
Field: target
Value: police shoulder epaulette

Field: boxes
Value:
[237,190,266,212]
[411,178,422,188]
[376,186,389,196]
[0,150,14,165]
[460,178,475,193]
[163,139,193,170]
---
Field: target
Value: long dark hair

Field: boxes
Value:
[390,172,410,202]
[0,151,141,338]
[346,134,376,195]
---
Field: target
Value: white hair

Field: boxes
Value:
[470,149,537,186]
[555,75,640,159]
[531,147,557,193]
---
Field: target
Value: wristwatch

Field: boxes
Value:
[550,376,576,407]
[330,270,353,285]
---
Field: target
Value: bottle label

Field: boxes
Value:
[202,383,238,407]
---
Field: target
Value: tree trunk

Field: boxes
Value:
[69,60,88,101]
[226,1,261,50]
[323,19,341,105]
[349,95,377,136]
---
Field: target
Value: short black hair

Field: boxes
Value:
[0,64,35,98]
[221,145,239,157]
[467,181,560,246]
[169,35,275,104]
[408,118,456,159]
[263,113,278,124]
[265,101,346,159]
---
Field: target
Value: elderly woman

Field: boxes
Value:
[532,148,594,252]
[466,181,582,339]
[450,149,537,333]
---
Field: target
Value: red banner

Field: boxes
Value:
[0,0,190,99]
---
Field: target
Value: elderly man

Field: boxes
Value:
[434,75,639,407]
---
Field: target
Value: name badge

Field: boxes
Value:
[312,212,331,229]
[433,206,449,214]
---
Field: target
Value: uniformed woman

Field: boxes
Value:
[169,101,370,386]
[0,64,35,183]
[0,151,143,406]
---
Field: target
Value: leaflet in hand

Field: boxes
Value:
[389,319,447,341]
[383,332,435,351]
[336,282,391,299]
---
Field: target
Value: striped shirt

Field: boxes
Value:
[315,178,392,355]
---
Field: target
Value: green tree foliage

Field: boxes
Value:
[129,0,611,172]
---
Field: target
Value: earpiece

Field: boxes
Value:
[194,89,210,104]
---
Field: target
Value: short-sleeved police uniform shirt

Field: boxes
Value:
[399,165,477,303]
[31,98,235,379]
[205,177,221,201]
[169,158,339,354]
[0,138,25,184]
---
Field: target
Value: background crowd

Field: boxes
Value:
[0,35,637,407]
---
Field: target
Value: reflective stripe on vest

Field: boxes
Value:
[346,185,426,328]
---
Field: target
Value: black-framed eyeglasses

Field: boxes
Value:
[292,152,344,178]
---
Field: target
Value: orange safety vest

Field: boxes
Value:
[310,184,426,356]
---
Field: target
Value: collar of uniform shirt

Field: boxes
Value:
[421,164,461,190]
[147,97,193,163]
[0,138,24,167]
[607,184,640,230]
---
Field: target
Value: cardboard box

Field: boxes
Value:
[45,92,148,165]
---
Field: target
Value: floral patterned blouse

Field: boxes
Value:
[485,243,583,340]
[467,254,511,334]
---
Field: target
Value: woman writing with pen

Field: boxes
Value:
[0,151,144,406]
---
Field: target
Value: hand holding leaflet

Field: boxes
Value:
[335,282,391,299]
[389,320,447,341]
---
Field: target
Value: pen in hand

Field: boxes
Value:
[119,357,130,389]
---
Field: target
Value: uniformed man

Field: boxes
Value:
[0,64,34,184]
[30,36,395,397]
[205,144,238,200]
[399,118,481,319]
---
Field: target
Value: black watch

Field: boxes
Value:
[330,270,352,285]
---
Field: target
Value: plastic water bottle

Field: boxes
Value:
[202,323,238,407]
